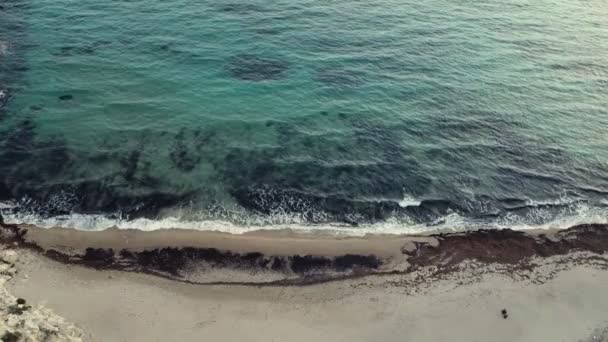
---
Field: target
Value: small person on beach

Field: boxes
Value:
[501,309,508,319]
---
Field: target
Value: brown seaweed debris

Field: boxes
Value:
[70,247,382,278]
[0,218,383,285]
[1,218,608,286]
[0,213,28,243]
[403,224,608,271]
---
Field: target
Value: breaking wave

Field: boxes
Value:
[2,194,607,236]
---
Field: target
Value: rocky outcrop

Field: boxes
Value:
[0,248,83,341]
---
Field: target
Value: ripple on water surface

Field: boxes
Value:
[0,0,607,232]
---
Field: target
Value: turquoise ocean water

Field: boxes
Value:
[1,0,607,233]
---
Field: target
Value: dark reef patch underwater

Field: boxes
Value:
[226,54,289,81]
[1,0,608,232]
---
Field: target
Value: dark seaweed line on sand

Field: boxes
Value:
[0,214,385,286]
[2,214,608,286]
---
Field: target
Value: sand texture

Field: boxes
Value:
[1,222,608,341]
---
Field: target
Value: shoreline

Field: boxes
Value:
[2,233,608,341]
[1,221,608,341]
[1,220,607,285]
[4,206,606,236]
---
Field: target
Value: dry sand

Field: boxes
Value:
[3,245,608,342]
[2,223,608,341]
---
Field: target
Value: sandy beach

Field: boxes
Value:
[1,222,608,341]
[2,0,607,339]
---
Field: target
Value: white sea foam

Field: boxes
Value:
[398,195,421,208]
[523,195,582,208]
[0,40,7,56]
[2,200,607,236]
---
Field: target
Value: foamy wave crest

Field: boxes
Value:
[2,198,607,236]
[398,195,422,208]
[0,40,8,56]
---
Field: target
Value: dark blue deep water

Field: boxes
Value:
[1,0,607,233]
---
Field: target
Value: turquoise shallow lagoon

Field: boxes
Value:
[1,0,607,232]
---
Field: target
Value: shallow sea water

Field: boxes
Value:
[1,0,607,233]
